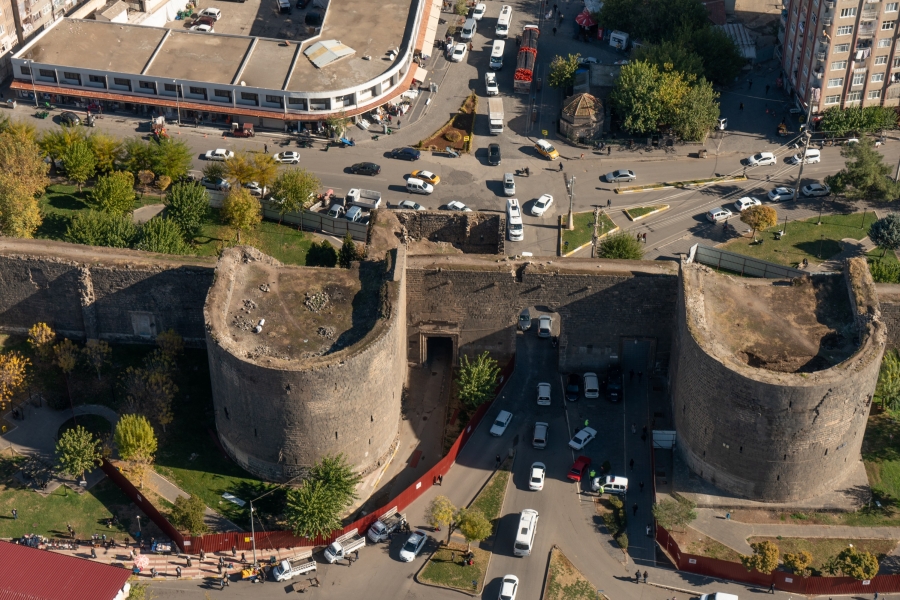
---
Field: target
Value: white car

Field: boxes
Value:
[451,43,467,63]
[473,2,486,19]
[244,182,266,197]
[706,206,733,223]
[767,187,795,202]
[528,463,545,491]
[485,72,499,96]
[733,197,761,212]
[536,382,551,406]
[568,426,597,450]
[605,169,636,183]
[445,200,472,212]
[397,200,426,210]
[490,410,513,436]
[399,530,428,562]
[498,574,519,600]
[205,148,233,161]
[538,315,552,338]
[801,183,831,197]
[531,194,553,216]
[191,24,214,32]
[198,7,221,19]
[746,151,776,166]
[274,151,300,164]
[577,56,599,64]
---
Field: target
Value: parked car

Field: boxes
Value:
[538,315,551,338]
[706,206,733,223]
[536,382,551,406]
[198,7,222,19]
[451,43,467,62]
[499,574,519,600]
[399,530,428,562]
[273,151,300,164]
[485,72,499,96]
[350,162,381,175]
[733,197,761,212]
[577,56,599,64]
[531,194,553,216]
[391,147,420,161]
[767,187,795,202]
[567,455,591,481]
[194,15,216,27]
[445,200,472,212]
[59,111,81,126]
[605,169,636,183]
[200,176,230,191]
[801,183,830,197]
[565,374,580,401]
[789,148,821,164]
[244,182,267,197]
[488,143,501,166]
[472,2,486,19]
[534,139,559,160]
[396,200,425,210]
[529,463,545,491]
[519,309,531,330]
[406,177,434,195]
[490,410,513,436]
[190,23,214,32]
[205,148,234,161]
[568,427,597,450]
[745,151,776,166]
[411,170,440,185]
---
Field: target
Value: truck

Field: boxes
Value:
[271,550,317,582]
[488,97,504,135]
[346,188,382,210]
[367,507,407,543]
[231,122,255,137]
[323,529,366,563]
[514,25,540,93]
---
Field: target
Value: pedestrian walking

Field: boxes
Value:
[739,102,744,111]
[643,571,648,584]
[765,84,770,95]
[748,79,753,90]
[607,198,611,208]
[636,232,641,242]
[875,593,879,600]
[769,583,776,594]
[221,576,229,588]
[11,508,16,520]
[607,146,611,155]
[496,454,501,467]
[187,556,192,567]
[231,545,237,557]
[264,143,268,154]
[581,153,584,159]
[631,423,636,434]
[629,458,635,471]
[552,27,557,36]
[217,563,223,574]
[639,481,644,492]
[726,512,731,520]
[439,474,443,485]
[241,552,246,563]
[632,503,638,516]
[200,549,206,562]
[635,570,641,583]
[646,524,651,536]
[151,567,158,578]
[91,547,97,559]
[176,566,182,578]
[642,233,647,244]
[397,120,401,127]
[559,162,563,171]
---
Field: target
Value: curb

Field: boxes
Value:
[615,176,749,194]
[558,214,620,257]
[625,205,670,222]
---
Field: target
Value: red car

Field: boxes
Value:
[567,455,591,482]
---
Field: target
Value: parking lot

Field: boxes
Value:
[166,0,320,40]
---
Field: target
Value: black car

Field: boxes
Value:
[488,143,501,166]
[391,147,420,161]
[59,111,81,126]
[305,11,323,25]
[607,365,623,402]
[565,374,581,402]
[350,162,381,176]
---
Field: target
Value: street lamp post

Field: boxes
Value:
[136,515,141,540]
[792,104,816,203]
[567,176,576,230]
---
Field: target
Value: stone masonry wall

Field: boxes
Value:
[876,283,900,350]
[671,261,886,502]
[394,212,506,254]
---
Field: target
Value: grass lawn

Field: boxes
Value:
[868,248,900,265]
[862,411,900,509]
[58,414,112,441]
[545,546,606,600]
[37,184,160,240]
[748,536,896,571]
[722,211,878,267]
[560,212,617,253]
[418,543,489,593]
[192,208,314,266]
[670,527,742,562]
[469,459,511,528]
[625,205,667,220]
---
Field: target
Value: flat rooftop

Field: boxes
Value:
[20,0,414,93]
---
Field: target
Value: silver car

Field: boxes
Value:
[605,169,636,183]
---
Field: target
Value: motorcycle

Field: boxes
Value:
[515,168,530,177]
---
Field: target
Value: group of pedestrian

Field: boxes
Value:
[635,232,647,244]
[634,570,648,583]
[433,474,444,485]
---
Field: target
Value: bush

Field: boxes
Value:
[616,532,629,550]
[306,240,337,267]
[65,210,138,248]
[444,130,462,143]
[165,182,209,241]
[871,259,900,283]
[608,496,623,510]
[136,217,187,254]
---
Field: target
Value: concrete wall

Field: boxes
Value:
[876,283,900,351]
[405,258,679,372]
[394,212,506,255]
[671,261,886,502]
[204,247,405,482]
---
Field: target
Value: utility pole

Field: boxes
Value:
[567,176,576,230]
[248,472,306,567]
[792,104,816,202]
[591,207,600,258]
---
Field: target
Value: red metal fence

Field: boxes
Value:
[656,524,900,594]
[107,355,516,554]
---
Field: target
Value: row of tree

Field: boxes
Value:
[741,540,879,579]
[818,106,898,138]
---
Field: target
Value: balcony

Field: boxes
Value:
[825,0,835,7]
[814,66,825,78]
[817,46,828,59]
[823,15,833,26]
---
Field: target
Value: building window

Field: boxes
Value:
[889,2,899,11]
[214,89,230,98]
[884,20,896,30]
[841,7,857,17]
[837,25,853,35]
[879,38,893,48]
[869,89,883,98]
[873,72,886,82]
[240,92,258,101]
[828,77,844,87]
[139,81,156,91]
[20,65,30,75]
[62,71,80,82]
[876,55,889,64]
[38,69,54,77]
[848,90,863,101]
[894,57,900,67]
[265,94,283,105]
[825,95,841,104]
[852,72,866,85]
[88,75,105,85]
[164,83,176,92]
[832,60,848,70]
[835,43,851,53]
[113,78,129,86]
[188,86,203,95]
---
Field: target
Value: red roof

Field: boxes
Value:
[0,541,132,600]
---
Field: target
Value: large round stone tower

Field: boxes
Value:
[670,258,885,502]
[203,247,406,482]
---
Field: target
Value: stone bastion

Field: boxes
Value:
[203,246,406,482]
[670,258,886,502]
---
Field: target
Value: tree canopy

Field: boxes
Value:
[456,351,500,409]
[136,218,187,254]
[222,187,261,242]
[89,171,136,216]
[598,231,645,259]
[740,205,778,240]
[548,54,581,89]
[869,214,900,256]
[62,140,96,191]
[170,494,209,535]
[825,137,900,202]
[270,168,320,222]
[651,497,697,531]
[55,425,101,481]
[338,233,361,268]
[65,210,138,248]
[819,106,897,137]
[741,540,780,574]
[164,182,209,241]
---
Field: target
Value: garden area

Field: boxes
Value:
[418,93,477,153]
[624,205,668,221]
[545,546,606,600]
[560,211,617,254]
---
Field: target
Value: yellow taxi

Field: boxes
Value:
[411,170,440,185]
[534,139,559,160]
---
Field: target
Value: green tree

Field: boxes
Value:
[56,425,101,483]
[270,167,320,223]
[136,218,187,254]
[164,182,209,241]
[454,0,467,16]
[325,112,351,137]
[0,132,49,238]
[252,153,278,191]
[456,351,500,409]
[820,106,898,137]
[425,495,456,541]
[338,232,360,268]
[610,61,667,135]
[3,120,37,145]
[223,151,258,185]
[783,550,813,577]
[597,0,708,43]
[39,126,88,161]
[65,210,138,248]
[632,41,705,81]
[222,187,261,243]
[306,240,338,267]
[598,231,644,259]
[90,171,136,216]
[285,479,342,538]
[740,205,778,241]
[456,508,492,551]
[202,162,226,181]
[877,350,900,415]
[152,139,193,180]
[82,339,111,380]
[833,546,880,580]
[869,214,900,257]
[686,26,745,86]
[62,140,96,192]
[170,494,209,535]
[114,414,158,489]
[548,54,581,89]
[651,497,697,531]
[89,132,124,173]
[308,454,362,509]
[740,540,780,574]
[870,260,900,283]
[669,78,719,141]
[120,366,177,431]
[122,138,156,174]
[156,175,172,195]
[826,137,900,201]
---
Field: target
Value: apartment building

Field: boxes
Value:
[780,0,900,112]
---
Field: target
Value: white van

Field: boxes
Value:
[490,40,505,69]
[514,509,539,556]
[496,5,512,37]
[592,475,628,495]
[700,593,738,600]
[789,147,821,164]
[507,198,524,242]
[503,173,515,196]
[406,177,434,195]
[533,422,548,449]
[346,205,365,223]
[583,373,600,399]
[460,17,477,40]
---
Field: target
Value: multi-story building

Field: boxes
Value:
[780,0,900,113]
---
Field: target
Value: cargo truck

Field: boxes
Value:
[271,550,316,582]
[488,97,504,135]
[367,507,407,543]
[323,529,366,563]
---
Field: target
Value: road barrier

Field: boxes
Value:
[688,244,811,278]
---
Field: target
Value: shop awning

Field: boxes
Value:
[413,66,428,82]
[419,0,441,57]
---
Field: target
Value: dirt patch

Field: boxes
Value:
[419,94,478,153]
[669,526,743,562]
[546,546,607,600]
[700,273,856,373]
